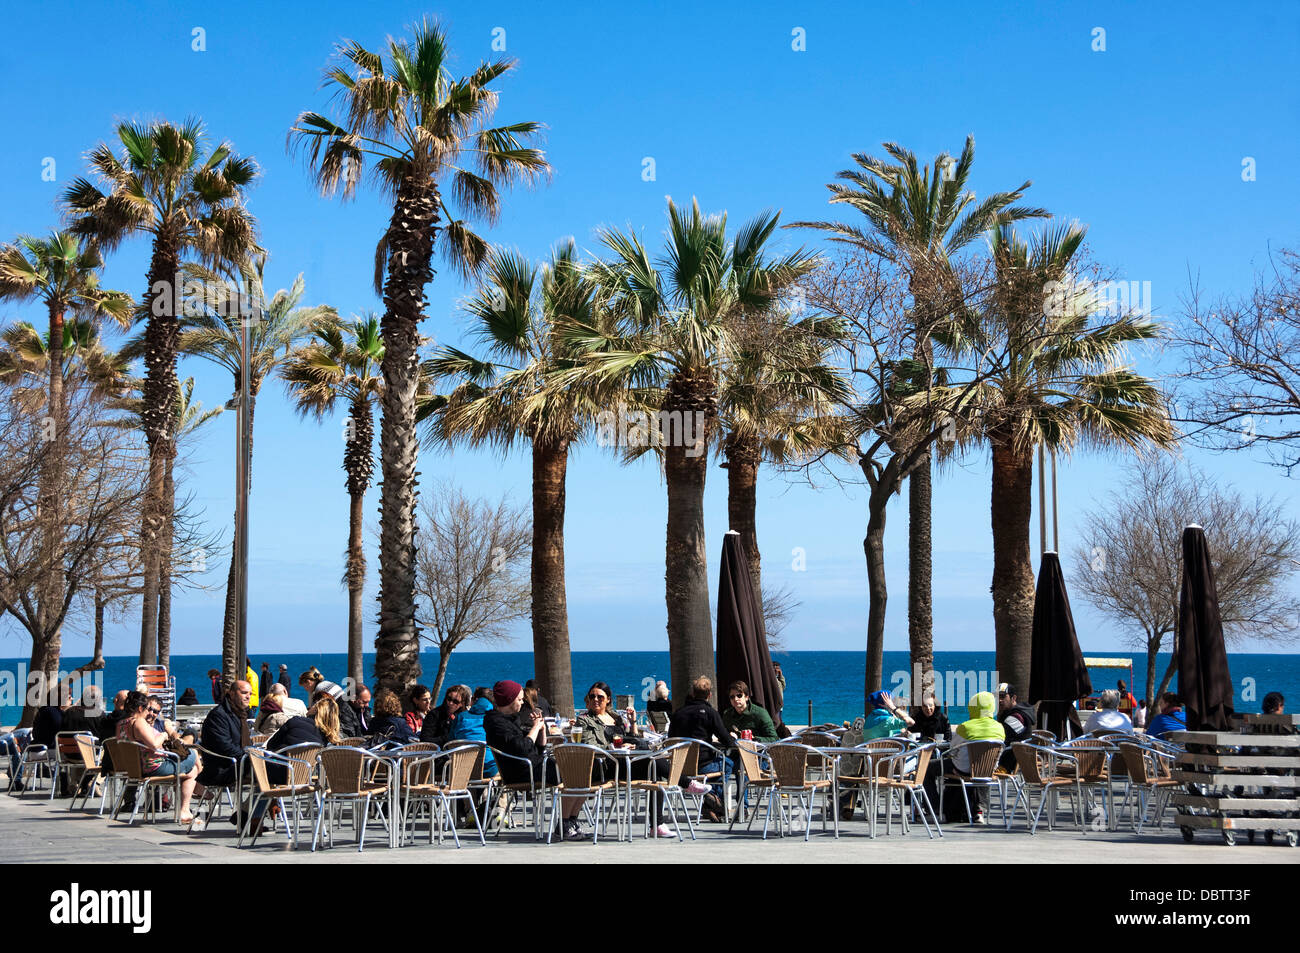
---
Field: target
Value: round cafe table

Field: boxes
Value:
[604,744,667,841]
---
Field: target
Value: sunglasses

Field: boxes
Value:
[729,694,746,700]
[147,708,161,716]
[586,693,607,701]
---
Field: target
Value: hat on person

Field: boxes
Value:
[997,682,1017,697]
[493,680,523,707]
[279,664,287,670]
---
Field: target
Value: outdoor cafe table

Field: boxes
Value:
[368,747,439,849]
[604,744,669,842]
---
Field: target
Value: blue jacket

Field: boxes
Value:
[863,707,907,740]
[1148,709,1186,739]
[451,698,497,776]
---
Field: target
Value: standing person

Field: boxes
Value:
[259,663,272,698]
[244,659,260,713]
[772,661,786,721]
[276,664,292,691]
[298,666,345,702]
[1133,699,1148,731]
[1116,679,1138,712]
[208,669,222,705]
[405,685,432,735]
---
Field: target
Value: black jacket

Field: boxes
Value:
[337,701,363,739]
[197,697,247,786]
[1001,703,1036,744]
[667,698,733,749]
[32,706,63,748]
[420,703,457,744]
[912,709,951,740]
[267,716,325,752]
[483,708,545,785]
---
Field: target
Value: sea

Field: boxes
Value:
[3,650,1298,728]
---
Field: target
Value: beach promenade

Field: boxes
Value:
[2,788,1289,864]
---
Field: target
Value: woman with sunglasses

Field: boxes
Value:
[720,681,779,743]
[576,681,674,837]
[116,690,201,825]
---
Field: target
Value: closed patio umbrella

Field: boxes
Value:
[1176,524,1234,732]
[715,531,782,726]
[1028,551,1091,740]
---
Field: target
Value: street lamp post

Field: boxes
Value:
[234,303,255,679]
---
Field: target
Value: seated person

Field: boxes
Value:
[195,680,252,792]
[1147,692,1187,739]
[254,683,306,735]
[524,679,554,718]
[863,690,916,739]
[405,685,432,735]
[911,695,950,740]
[449,687,498,778]
[666,676,735,814]
[483,680,585,839]
[575,680,674,838]
[646,681,673,733]
[421,685,469,745]
[369,689,418,744]
[263,694,341,786]
[720,680,779,742]
[116,690,200,824]
[940,691,1005,824]
[1084,689,1133,734]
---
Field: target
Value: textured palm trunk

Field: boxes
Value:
[344,396,374,691]
[374,174,439,698]
[531,435,574,717]
[157,450,176,671]
[138,233,181,666]
[221,398,255,686]
[907,450,935,703]
[663,376,715,709]
[991,437,1036,694]
[724,434,764,635]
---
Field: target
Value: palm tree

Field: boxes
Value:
[0,233,130,718]
[426,241,603,717]
[63,119,259,665]
[174,258,333,681]
[942,222,1176,691]
[289,18,548,695]
[282,315,384,689]
[717,308,851,636]
[567,199,818,701]
[793,136,1046,696]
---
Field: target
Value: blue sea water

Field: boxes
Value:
[4,650,1298,727]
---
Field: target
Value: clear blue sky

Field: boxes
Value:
[1,1,1297,661]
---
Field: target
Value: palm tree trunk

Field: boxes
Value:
[531,435,574,717]
[663,414,714,710]
[991,437,1036,695]
[374,174,439,698]
[725,435,764,637]
[157,450,175,671]
[344,395,374,692]
[907,449,935,702]
[138,233,182,666]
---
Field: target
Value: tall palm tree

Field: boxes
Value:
[282,315,385,689]
[941,222,1176,691]
[793,136,1046,696]
[567,199,817,702]
[718,308,851,636]
[63,119,259,665]
[425,241,603,717]
[174,258,333,681]
[0,233,130,718]
[289,18,548,695]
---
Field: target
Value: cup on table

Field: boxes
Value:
[740,730,753,741]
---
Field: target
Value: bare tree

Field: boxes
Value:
[1070,455,1300,705]
[760,583,800,651]
[0,378,147,723]
[1175,247,1300,473]
[412,484,532,705]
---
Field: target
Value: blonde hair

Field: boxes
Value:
[311,694,341,745]
[299,666,323,688]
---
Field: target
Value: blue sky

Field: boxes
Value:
[1,1,1297,661]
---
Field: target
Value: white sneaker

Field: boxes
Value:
[655,823,675,838]
[685,780,711,795]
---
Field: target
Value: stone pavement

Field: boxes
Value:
[2,784,1293,864]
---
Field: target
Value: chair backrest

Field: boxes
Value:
[1012,743,1049,785]
[966,741,1003,780]
[250,734,270,746]
[551,744,598,789]
[667,739,706,777]
[103,738,147,781]
[443,740,485,781]
[73,734,99,770]
[443,745,478,791]
[649,710,670,733]
[1064,738,1108,781]
[768,743,813,788]
[136,665,168,692]
[735,739,767,781]
[55,731,86,760]
[338,737,369,747]
[1031,730,1056,746]
[277,744,321,786]
[319,746,366,795]
[800,731,837,748]
[660,743,690,787]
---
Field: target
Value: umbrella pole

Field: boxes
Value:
[1037,444,1047,556]
[1050,448,1059,553]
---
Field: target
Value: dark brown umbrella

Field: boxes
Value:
[1176,524,1234,731]
[715,531,782,723]
[1028,551,1091,740]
